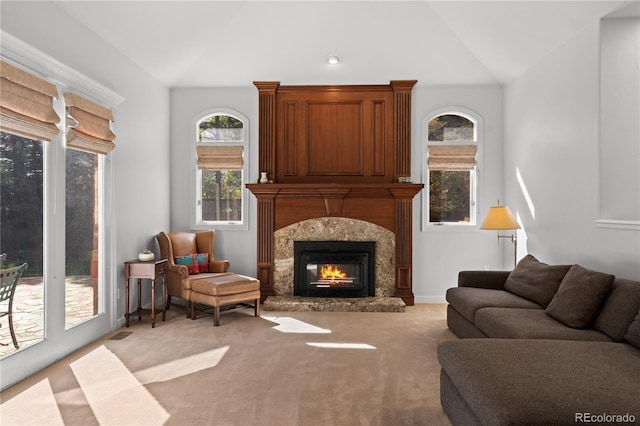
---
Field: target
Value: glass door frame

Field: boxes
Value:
[0,39,122,390]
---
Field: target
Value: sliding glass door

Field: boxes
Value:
[0,56,116,389]
[1,131,107,358]
[0,133,46,356]
[65,148,103,329]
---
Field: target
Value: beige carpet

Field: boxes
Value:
[0,304,456,426]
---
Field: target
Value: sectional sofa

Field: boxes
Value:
[438,255,640,425]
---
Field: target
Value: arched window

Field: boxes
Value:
[193,110,248,228]
[423,109,481,228]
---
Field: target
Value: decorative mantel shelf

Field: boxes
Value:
[246,183,423,229]
[246,182,423,197]
[247,182,423,305]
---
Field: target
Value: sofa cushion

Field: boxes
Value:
[446,287,541,323]
[594,278,640,341]
[545,264,615,328]
[447,305,489,339]
[437,339,640,426]
[475,308,612,341]
[457,270,511,290]
[503,254,571,307]
[625,309,640,349]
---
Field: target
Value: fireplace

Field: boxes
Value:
[248,81,423,305]
[294,241,376,298]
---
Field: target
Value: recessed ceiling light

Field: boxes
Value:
[327,55,340,65]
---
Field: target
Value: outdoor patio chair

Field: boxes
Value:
[0,262,28,349]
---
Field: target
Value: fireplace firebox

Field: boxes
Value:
[294,241,376,298]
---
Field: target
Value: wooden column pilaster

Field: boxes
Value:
[255,188,279,302]
[253,81,279,182]
[253,82,280,301]
[390,186,417,305]
[390,80,417,180]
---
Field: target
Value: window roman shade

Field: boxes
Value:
[64,92,115,155]
[0,60,61,141]
[197,146,243,170]
[428,145,477,171]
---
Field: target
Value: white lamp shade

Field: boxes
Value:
[480,206,520,230]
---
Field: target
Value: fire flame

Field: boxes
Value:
[319,264,347,280]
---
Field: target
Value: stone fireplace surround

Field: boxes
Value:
[273,217,396,298]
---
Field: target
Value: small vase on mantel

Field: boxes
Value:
[259,172,269,184]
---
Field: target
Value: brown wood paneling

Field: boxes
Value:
[341,198,396,231]
[274,84,395,184]
[253,82,279,182]
[255,187,277,301]
[283,101,298,176]
[371,100,385,176]
[249,81,419,305]
[306,101,363,176]
[393,193,415,305]
[390,80,417,180]
[274,198,328,230]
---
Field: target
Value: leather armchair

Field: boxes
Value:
[156,231,230,309]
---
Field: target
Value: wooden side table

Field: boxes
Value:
[124,259,167,328]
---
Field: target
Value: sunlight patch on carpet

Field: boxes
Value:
[135,346,229,384]
[306,342,376,349]
[0,378,64,425]
[262,316,331,333]
[70,345,169,425]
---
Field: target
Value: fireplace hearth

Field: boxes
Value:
[294,241,376,298]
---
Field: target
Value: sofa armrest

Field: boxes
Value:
[458,270,511,290]
[210,259,230,273]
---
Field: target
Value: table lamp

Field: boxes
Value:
[480,205,521,267]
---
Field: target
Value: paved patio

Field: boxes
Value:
[0,276,95,357]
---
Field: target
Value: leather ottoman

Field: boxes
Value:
[190,274,261,326]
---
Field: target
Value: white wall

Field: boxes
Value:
[412,85,505,302]
[170,88,258,277]
[504,17,640,279]
[1,1,170,388]
[171,85,504,302]
[599,17,640,222]
[1,1,171,309]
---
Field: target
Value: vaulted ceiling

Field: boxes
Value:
[52,0,636,87]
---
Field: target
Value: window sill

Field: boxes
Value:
[192,222,249,232]
[422,224,479,232]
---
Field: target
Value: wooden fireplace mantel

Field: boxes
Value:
[246,182,423,197]
[249,80,421,305]
[246,183,423,230]
[247,182,423,305]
